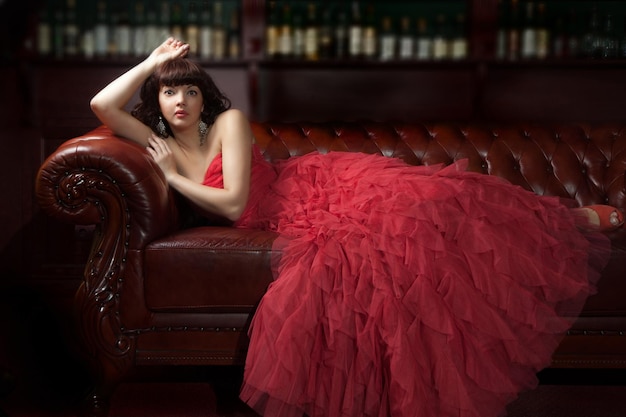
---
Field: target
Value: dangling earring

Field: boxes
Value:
[156,116,167,137]
[198,120,208,146]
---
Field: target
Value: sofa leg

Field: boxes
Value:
[79,366,126,417]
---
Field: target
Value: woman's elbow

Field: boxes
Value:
[223,195,250,222]
[90,96,106,116]
[224,204,246,222]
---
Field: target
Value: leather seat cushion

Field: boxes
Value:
[144,227,279,313]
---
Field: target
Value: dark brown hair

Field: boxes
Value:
[131,58,231,138]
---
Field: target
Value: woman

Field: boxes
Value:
[92,38,617,417]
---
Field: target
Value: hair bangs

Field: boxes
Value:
[156,59,205,87]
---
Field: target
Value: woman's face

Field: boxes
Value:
[158,83,204,133]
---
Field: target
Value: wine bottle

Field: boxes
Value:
[265,1,279,58]
[535,2,549,59]
[115,6,132,57]
[94,0,108,57]
[348,1,363,58]
[415,17,433,60]
[186,2,200,56]
[334,6,349,59]
[63,0,79,56]
[450,13,468,60]
[432,14,449,60]
[144,3,159,54]
[318,5,334,59]
[212,2,226,60]
[36,4,52,56]
[199,0,213,59]
[521,0,537,59]
[279,3,294,58]
[507,0,521,60]
[228,7,241,58]
[132,1,147,57]
[362,3,377,59]
[398,16,415,60]
[379,16,396,61]
[304,2,319,61]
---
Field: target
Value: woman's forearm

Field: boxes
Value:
[167,173,249,221]
[90,58,156,119]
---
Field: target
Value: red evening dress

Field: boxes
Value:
[203,145,610,417]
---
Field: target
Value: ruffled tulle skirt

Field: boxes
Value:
[235,152,610,417]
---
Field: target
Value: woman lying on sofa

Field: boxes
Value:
[90,37,619,417]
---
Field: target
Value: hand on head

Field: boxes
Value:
[149,37,190,66]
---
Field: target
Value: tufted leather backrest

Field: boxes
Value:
[251,121,626,212]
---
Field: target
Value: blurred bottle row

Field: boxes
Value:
[496,0,626,60]
[265,1,469,61]
[31,0,626,63]
[34,0,241,60]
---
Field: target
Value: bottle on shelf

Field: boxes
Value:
[265,1,279,58]
[52,1,64,58]
[534,2,548,59]
[278,3,294,58]
[348,1,363,58]
[495,0,507,60]
[567,10,581,59]
[450,13,468,60]
[581,5,601,58]
[620,16,626,59]
[398,16,415,60]
[63,0,79,56]
[506,0,521,60]
[319,5,334,59]
[362,3,377,59]
[432,14,449,60]
[228,7,241,59]
[36,4,52,56]
[212,1,226,60]
[186,2,200,56]
[551,16,566,59]
[115,5,132,57]
[94,0,109,57]
[199,0,213,59]
[601,13,618,59]
[378,16,396,61]
[334,5,349,59]
[144,3,160,54]
[520,0,536,59]
[292,5,306,59]
[132,1,147,58]
[169,2,184,42]
[415,17,433,61]
[158,1,171,49]
[304,2,319,61]
[81,7,95,59]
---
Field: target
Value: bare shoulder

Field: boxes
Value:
[213,109,253,145]
[214,108,249,127]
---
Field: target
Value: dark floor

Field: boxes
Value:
[2,365,626,417]
[1,284,626,417]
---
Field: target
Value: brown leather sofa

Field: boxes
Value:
[36,121,626,414]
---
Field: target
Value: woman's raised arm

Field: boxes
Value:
[90,38,190,146]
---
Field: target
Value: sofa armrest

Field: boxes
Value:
[35,126,180,377]
[36,126,179,246]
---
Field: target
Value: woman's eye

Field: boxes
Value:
[188,90,198,96]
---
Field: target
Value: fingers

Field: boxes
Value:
[164,37,189,54]
[147,134,171,156]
